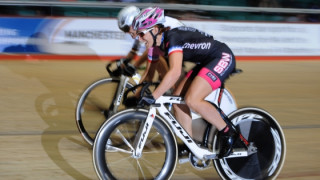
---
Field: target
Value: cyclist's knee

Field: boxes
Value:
[184,95,199,111]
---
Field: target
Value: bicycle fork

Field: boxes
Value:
[132,107,157,158]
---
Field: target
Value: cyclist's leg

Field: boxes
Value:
[172,76,193,137]
[185,49,237,157]
[185,77,226,130]
[186,74,236,158]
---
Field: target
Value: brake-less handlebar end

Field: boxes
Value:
[106,58,135,77]
[123,82,160,108]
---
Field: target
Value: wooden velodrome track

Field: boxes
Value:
[0,58,319,180]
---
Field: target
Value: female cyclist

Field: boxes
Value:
[117,5,184,83]
[133,7,238,158]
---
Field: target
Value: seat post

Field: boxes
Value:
[217,68,242,108]
[217,83,225,108]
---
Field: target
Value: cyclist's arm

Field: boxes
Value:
[125,49,136,60]
[133,58,158,98]
[157,56,169,81]
[126,39,140,60]
[139,46,168,82]
[140,59,157,83]
[152,52,183,99]
[133,50,148,68]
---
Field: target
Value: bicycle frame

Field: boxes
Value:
[133,95,253,160]
[107,75,130,117]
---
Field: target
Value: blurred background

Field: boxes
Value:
[0,0,319,22]
[0,0,320,180]
[0,0,319,59]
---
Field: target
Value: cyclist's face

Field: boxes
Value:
[128,26,137,39]
[137,27,155,48]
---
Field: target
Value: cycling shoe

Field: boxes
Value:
[217,126,237,158]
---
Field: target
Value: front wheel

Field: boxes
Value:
[213,107,286,180]
[93,109,177,180]
[75,78,135,146]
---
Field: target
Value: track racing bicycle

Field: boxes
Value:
[92,69,286,180]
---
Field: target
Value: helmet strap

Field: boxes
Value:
[150,30,160,47]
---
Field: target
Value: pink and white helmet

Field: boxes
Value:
[132,7,165,31]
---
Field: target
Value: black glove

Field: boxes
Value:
[123,96,138,107]
[138,95,156,107]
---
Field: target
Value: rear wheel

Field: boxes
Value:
[213,107,286,180]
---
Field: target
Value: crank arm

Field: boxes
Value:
[204,143,257,160]
[203,149,247,160]
[225,148,248,158]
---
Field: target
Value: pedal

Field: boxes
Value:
[203,153,218,160]
[178,157,189,164]
[247,142,258,155]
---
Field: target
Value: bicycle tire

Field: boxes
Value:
[75,78,135,146]
[213,107,286,180]
[93,109,177,180]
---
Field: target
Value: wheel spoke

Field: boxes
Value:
[115,128,135,151]
[106,144,132,153]
[135,158,152,179]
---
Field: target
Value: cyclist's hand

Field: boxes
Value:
[138,95,155,107]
